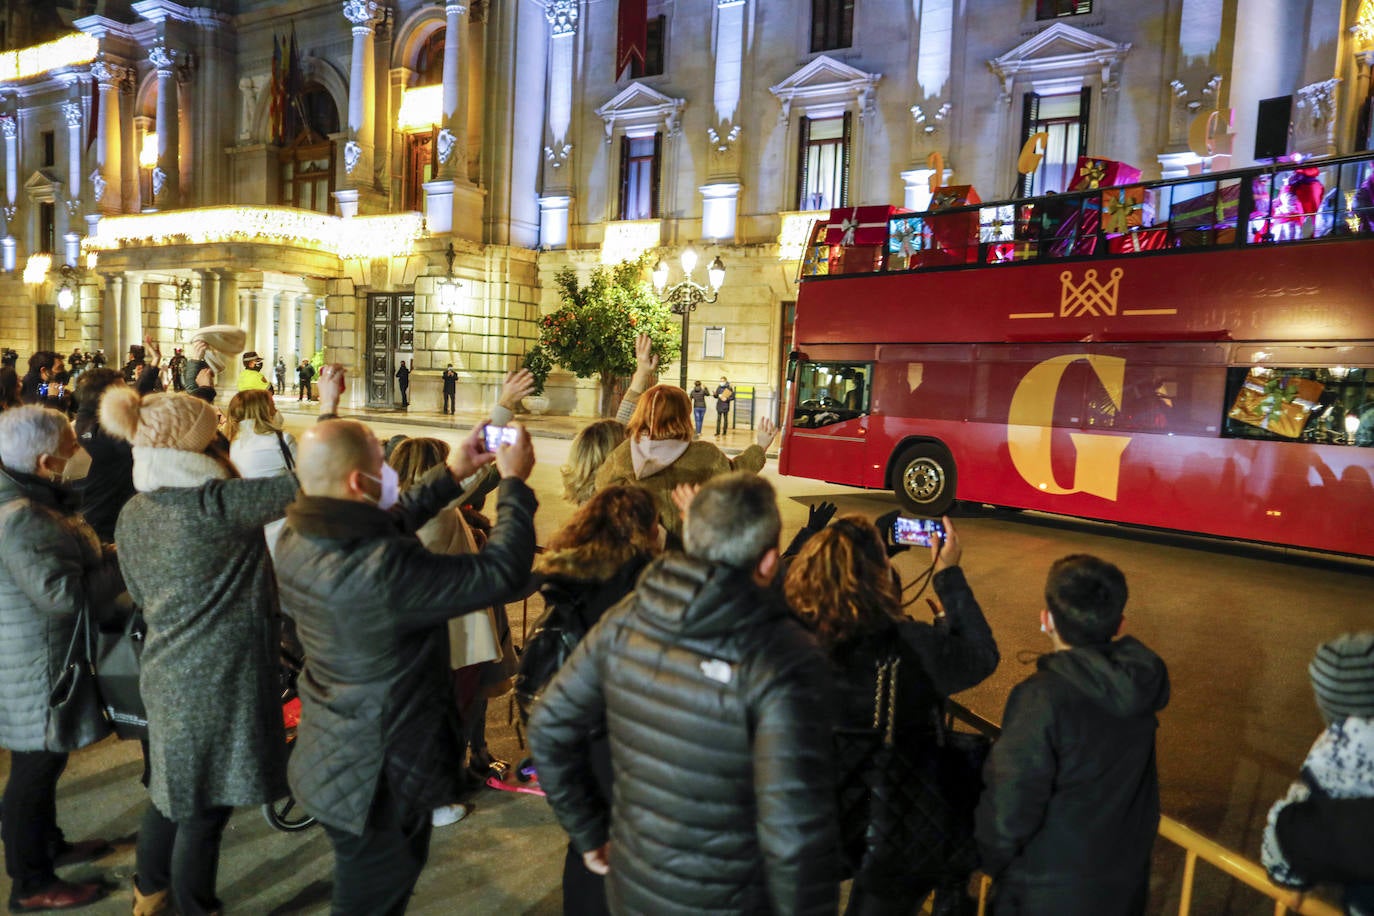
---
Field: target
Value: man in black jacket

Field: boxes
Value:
[274,418,537,915]
[530,472,840,916]
[975,555,1169,916]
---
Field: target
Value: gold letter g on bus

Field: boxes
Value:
[1006,354,1132,501]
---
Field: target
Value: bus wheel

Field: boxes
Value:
[894,444,957,516]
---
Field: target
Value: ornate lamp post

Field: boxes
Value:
[435,242,464,326]
[55,264,79,312]
[175,279,196,341]
[652,247,725,389]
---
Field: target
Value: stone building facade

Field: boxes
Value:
[1,0,1371,415]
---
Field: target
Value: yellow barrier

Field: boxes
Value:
[942,701,1342,916]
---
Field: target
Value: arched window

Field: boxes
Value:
[280,83,340,214]
[414,29,445,86]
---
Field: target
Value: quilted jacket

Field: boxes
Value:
[529,552,840,916]
[275,468,537,835]
[0,466,124,751]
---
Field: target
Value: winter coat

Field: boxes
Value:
[529,552,841,916]
[594,437,766,539]
[975,636,1170,916]
[73,419,135,543]
[1273,785,1374,915]
[236,368,271,392]
[115,450,298,819]
[0,467,124,751]
[416,499,501,670]
[274,469,537,835]
[714,382,735,413]
[229,425,296,480]
[690,385,708,409]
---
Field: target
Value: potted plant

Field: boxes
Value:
[521,344,553,414]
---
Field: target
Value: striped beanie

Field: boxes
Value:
[1309,632,1374,723]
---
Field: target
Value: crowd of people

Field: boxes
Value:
[0,329,1369,916]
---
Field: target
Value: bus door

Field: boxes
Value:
[786,360,874,487]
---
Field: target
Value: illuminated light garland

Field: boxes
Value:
[396,85,443,131]
[23,253,52,285]
[82,207,425,260]
[0,34,99,84]
[600,220,662,265]
[1358,0,1374,48]
[777,212,822,261]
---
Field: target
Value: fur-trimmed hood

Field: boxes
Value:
[132,447,230,492]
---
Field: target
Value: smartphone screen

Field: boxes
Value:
[483,425,518,452]
[892,516,945,547]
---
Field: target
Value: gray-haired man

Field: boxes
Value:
[530,472,839,916]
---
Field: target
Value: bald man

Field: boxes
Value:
[274,416,537,916]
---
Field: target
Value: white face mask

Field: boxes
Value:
[363,463,400,510]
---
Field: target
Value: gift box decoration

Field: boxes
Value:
[979,205,1016,243]
[1228,373,1325,439]
[800,244,831,277]
[1102,186,1148,234]
[1106,228,1170,254]
[1068,157,1142,192]
[887,216,928,258]
[929,185,981,210]
[823,205,910,247]
[926,210,980,263]
[1172,182,1241,229]
[830,245,885,274]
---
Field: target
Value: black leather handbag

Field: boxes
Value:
[47,605,113,752]
[95,609,148,741]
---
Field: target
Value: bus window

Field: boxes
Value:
[1102,364,1223,436]
[793,362,870,428]
[1222,366,1372,445]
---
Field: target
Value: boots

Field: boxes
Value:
[131,878,169,916]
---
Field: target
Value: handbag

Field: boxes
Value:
[95,609,148,741]
[274,430,296,472]
[835,654,989,887]
[46,605,113,752]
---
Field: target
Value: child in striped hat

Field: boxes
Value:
[1262,632,1374,903]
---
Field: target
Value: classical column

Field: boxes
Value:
[196,268,215,326]
[102,275,122,357]
[175,52,194,206]
[121,272,143,360]
[297,294,317,361]
[62,100,83,222]
[254,288,274,355]
[1,114,16,244]
[149,40,179,209]
[437,1,467,181]
[277,291,298,367]
[538,0,578,247]
[216,270,239,326]
[89,59,124,214]
[342,0,380,187]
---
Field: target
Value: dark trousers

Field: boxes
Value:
[399,385,409,407]
[716,409,729,435]
[562,843,609,916]
[443,391,455,414]
[135,802,233,916]
[2,750,68,897]
[323,778,432,916]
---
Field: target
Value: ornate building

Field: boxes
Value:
[0,0,1370,414]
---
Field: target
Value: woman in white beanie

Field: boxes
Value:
[101,388,297,916]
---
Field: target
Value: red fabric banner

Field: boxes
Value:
[617,0,647,76]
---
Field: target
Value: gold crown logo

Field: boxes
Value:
[1059,268,1123,318]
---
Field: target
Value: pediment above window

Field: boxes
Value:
[595,82,684,142]
[24,169,62,202]
[769,54,880,122]
[989,22,1130,96]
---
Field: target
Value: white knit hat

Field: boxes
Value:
[190,325,246,375]
[99,387,219,453]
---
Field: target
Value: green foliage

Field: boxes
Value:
[536,258,680,384]
[521,344,553,396]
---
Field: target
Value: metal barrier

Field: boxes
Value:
[942,701,1341,916]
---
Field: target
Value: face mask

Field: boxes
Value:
[363,463,400,510]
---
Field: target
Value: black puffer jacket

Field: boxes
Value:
[529,552,840,916]
[274,468,536,835]
[975,636,1170,916]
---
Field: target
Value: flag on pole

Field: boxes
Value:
[285,25,303,142]
[269,35,284,144]
[86,77,99,155]
[616,0,647,78]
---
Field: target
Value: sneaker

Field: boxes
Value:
[431,803,469,827]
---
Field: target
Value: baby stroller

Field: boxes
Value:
[261,638,316,832]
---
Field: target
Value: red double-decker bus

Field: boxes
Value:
[779,153,1374,558]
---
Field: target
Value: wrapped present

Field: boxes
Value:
[822,205,909,247]
[930,185,981,210]
[799,243,831,277]
[979,205,1016,244]
[926,209,980,264]
[986,240,1038,263]
[1102,186,1147,234]
[1107,228,1170,253]
[887,216,927,258]
[1068,156,1142,192]
[829,245,884,275]
[1227,373,1324,439]
[1172,182,1241,229]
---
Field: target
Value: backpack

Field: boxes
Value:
[515,591,589,725]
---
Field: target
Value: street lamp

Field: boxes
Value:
[175,279,196,339]
[435,242,463,326]
[652,247,726,389]
[55,264,79,311]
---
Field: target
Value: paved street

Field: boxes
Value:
[3,407,1369,914]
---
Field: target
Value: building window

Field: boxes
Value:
[811,0,854,52]
[796,113,850,211]
[630,16,666,78]
[279,84,339,214]
[414,28,445,86]
[1036,0,1092,18]
[1018,89,1090,197]
[618,133,661,220]
[38,202,55,253]
[41,131,54,167]
[404,130,435,213]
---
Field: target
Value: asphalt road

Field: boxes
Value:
[4,417,1368,914]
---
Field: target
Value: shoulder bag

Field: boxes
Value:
[47,604,113,751]
[95,607,149,741]
[273,430,296,472]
